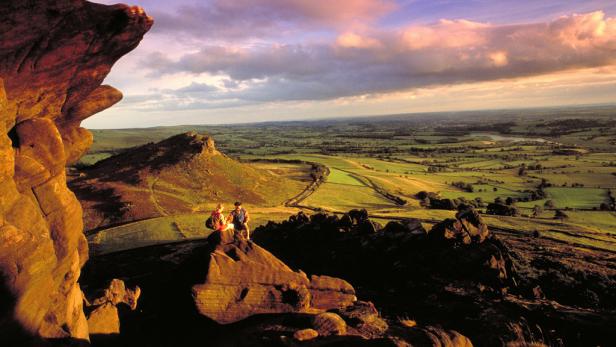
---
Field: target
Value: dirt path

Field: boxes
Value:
[337,168,407,206]
[148,177,169,216]
[283,164,330,207]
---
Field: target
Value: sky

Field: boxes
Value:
[87,0,616,128]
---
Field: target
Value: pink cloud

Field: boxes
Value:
[150,0,395,39]
[142,11,616,104]
[219,0,395,25]
[402,19,489,50]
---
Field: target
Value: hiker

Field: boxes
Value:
[208,204,233,232]
[229,201,250,240]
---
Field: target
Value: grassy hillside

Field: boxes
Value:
[70,132,309,230]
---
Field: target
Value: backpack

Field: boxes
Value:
[206,211,222,230]
[205,216,215,229]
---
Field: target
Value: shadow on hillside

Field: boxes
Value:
[82,133,207,185]
[69,185,129,224]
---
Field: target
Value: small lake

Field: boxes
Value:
[470,133,550,143]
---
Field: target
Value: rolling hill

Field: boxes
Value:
[70,132,307,231]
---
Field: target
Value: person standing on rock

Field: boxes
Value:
[229,201,251,240]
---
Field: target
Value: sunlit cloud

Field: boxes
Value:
[137,11,616,105]
[88,0,616,128]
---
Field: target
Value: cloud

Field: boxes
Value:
[139,11,616,106]
[149,0,395,39]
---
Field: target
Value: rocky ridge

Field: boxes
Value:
[81,227,475,346]
[252,206,616,345]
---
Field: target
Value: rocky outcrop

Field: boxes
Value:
[430,205,490,244]
[252,208,616,346]
[192,231,356,324]
[80,236,475,346]
[0,0,151,343]
[86,279,141,335]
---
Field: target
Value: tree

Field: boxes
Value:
[487,203,520,217]
[518,164,527,176]
[505,197,516,205]
[544,200,555,208]
[554,209,569,221]
[532,205,543,218]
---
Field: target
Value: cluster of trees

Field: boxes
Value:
[416,191,485,210]
[486,201,520,217]
[600,190,616,211]
[427,166,446,173]
[310,164,328,182]
[450,181,474,192]
[518,163,543,176]
[485,197,568,220]
[459,121,516,134]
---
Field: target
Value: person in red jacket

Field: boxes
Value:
[211,204,233,232]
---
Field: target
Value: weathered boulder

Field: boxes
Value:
[192,232,356,324]
[89,278,141,310]
[430,206,490,244]
[86,279,141,335]
[87,304,120,336]
[390,326,474,347]
[293,328,319,341]
[0,0,151,343]
[383,219,426,235]
[311,312,347,336]
[335,301,389,338]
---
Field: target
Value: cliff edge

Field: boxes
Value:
[0,0,151,343]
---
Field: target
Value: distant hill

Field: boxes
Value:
[70,132,305,231]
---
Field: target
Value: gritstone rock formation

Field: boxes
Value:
[253,208,616,346]
[81,228,474,346]
[85,279,141,335]
[192,231,357,324]
[0,0,151,343]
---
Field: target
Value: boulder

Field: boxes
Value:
[383,219,426,235]
[87,303,120,335]
[335,301,389,338]
[192,232,356,324]
[430,206,489,244]
[311,312,347,336]
[293,329,319,341]
[86,279,141,335]
[90,279,141,310]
